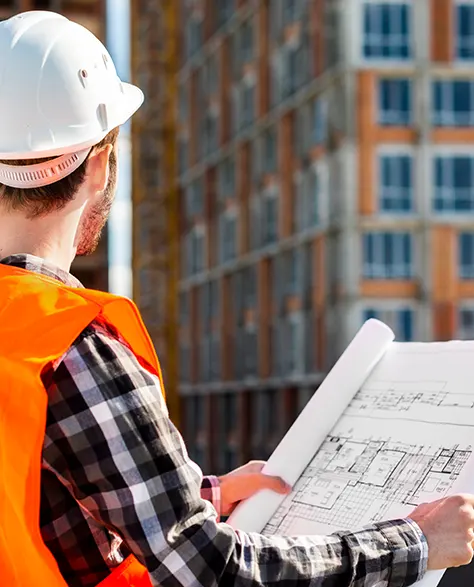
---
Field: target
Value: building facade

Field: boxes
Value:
[0,0,109,291]
[133,0,474,474]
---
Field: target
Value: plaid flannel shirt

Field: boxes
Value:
[1,254,428,587]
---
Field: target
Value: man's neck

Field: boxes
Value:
[0,212,76,272]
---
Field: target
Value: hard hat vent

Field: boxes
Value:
[0,148,91,189]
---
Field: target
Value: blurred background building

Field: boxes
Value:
[131,0,474,473]
[12,0,474,476]
[0,0,109,290]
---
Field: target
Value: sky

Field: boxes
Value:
[105,0,133,298]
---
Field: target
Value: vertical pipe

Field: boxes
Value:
[105,0,133,298]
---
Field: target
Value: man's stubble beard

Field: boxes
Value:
[76,150,118,256]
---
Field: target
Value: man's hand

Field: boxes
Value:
[410,494,474,569]
[218,461,291,516]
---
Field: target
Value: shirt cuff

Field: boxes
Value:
[377,519,428,586]
[200,475,221,521]
[405,518,429,576]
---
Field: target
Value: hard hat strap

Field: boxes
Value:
[0,148,91,189]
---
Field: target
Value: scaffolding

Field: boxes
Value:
[131,0,180,425]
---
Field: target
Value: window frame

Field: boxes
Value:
[433,150,474,213]
[360,0,413,64]
[378,77,413,126]
[454,0,474,62]
[457,302,474,339]
[362,303,416,341]
[459,232,474,279]
[432,78,474,127]
[363,231,415,279]
[377,146,415,214]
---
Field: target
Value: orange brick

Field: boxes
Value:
[361,281,419,298]
[358,72,376,216]
[431,0,453,63]
[432,226,456,302]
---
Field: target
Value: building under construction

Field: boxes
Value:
[132,0,474,474]
[0,0,109,291]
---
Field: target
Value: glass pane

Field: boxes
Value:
[403,233,411,265]
[364,234,374,264]
[401,80,410,112]
[398,309,413,341]
[453,81,471,115]
[433,81,443,117]
[401,156,411,188]
[454,157,472,188]
[364,308,378,321]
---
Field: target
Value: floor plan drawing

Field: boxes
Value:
[263,434,472,536]
[263,370,474,537]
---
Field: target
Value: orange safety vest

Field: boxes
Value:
[0,264,159,586]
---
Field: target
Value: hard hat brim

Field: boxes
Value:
[0,82,144,161]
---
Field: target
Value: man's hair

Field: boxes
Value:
[0,128,119,218]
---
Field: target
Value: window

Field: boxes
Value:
[204,55,219,95]
[363,232,414,279]
[187,226,205,275]
[262,127,277,174]
[219,393,238,473]
[218,158,236,200]
[185,396,206,467]
[179,344,191,382]
[379,153,413,212]
[239,79,255,130]
[312,97,328,145]
[294,174,305,232]
[216,0,234,28]
[203,111,218,157]
[281,37,308,99]
[459,233,474,279]
[185,179,204,218]
[363,307,414,341]
[456,2,474,60]
[261,188,279,246]
[178,139,189,175]
[433,80,474,127]
[283,247,303,297]
[178,84,188,123]
[219,210,237,263]
[379,79,412,126]
[200,282,220,382]
[186,14,203,58]
[179,291,189,327]
[434,155,474,212]
[241,265,257,309]
[287,312,304,375]
[363,1,412,60]
[282,0,304,24]
[273,313,304,376]
[239,19,254,64]
[306,166,321,227]
[458,306,474,339]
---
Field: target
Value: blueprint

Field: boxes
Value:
[264,376,474,536]
[229,321,474,586]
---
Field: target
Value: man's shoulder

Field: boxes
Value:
[41,317,135,389]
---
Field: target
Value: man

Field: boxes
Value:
[0,10,473,587]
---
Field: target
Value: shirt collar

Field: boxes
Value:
[0,254,84,288]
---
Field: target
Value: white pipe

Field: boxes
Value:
[105,0,133,298]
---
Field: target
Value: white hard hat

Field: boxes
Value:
[0,11,144,188]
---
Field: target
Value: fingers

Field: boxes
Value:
[246,473,292,496]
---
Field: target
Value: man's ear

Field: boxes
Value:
[86,144,113,193]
